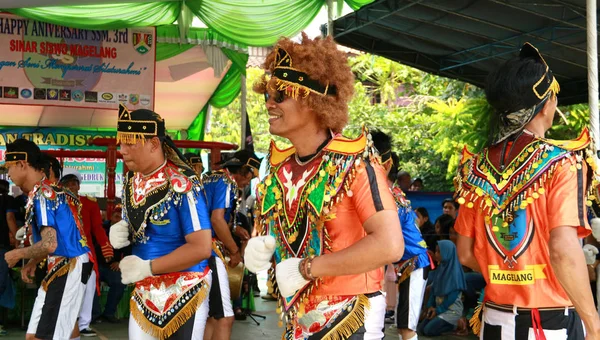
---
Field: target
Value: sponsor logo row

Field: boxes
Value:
[0,87,151,106]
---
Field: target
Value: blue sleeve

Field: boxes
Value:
[178,190,212,236]
[33,196,57,229]
[436,290,460,315]
[210,179,230,211]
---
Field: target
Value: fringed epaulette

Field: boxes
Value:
[256,127,377,318]
[201,170,236,188]
[454,128,599,223]
[124,163,204,243]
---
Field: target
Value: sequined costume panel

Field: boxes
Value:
[454,129,598,308]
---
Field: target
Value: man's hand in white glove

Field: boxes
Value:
[591,218,600,242]
[583,244,599,265]
[276,258,309,298]
[109,220,130,249]
[15,227,26,241]
[244,235,276,273]
[119,255,152,284]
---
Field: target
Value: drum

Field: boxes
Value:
[226,260,245,301]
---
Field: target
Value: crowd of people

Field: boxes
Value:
[0,34,598,340]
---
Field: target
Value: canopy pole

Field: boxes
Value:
[327,0,334,36]
[587,0,599,152]
[241,74,248,150]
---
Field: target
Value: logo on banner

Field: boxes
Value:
[34,88,46,100]
[3,87,18,99]
[117,93,128,104]
[47,89,59,100]
[85,91,98,103]
[20,89,32,99]
[129,94,139,105]
[140,95,150,107]
[99,92,116,104]
[132,31,153,55]
[72,90,84,102]
[60,90,71,101]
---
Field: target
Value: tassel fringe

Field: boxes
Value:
[130,282,209,340]
[321,294,371,340]
[116,132,146,145]
[42,258,77,292]
[470,302,483,336]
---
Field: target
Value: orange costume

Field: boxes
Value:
[255,130,396,339]
[455,131,595,308]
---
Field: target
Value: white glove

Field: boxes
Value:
[275,257,309,298]
[15,227,26,241]
[583,244,599,265]
[119,255,152,284]
[591,218,600,242]
[109,220,130,249]
[244,236,276,273]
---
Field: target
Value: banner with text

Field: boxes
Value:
[0,14,155,110]
[0,128,124,197]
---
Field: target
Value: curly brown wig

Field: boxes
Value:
[253,33,354,133]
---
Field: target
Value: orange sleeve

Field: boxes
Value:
[350,160,397,224]
[455,203,477,238]
[546,156,591,237]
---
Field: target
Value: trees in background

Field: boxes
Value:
[207,54,589,191]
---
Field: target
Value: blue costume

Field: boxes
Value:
[392,185,430,278]
[201,170,237,259]
[27,179,90,289]
[123,160,212,338]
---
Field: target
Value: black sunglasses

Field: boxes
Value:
[264,90,286,104]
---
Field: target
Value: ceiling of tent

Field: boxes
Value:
[332,0,597,105]
[1,0,175,7]
[0,46,229,130]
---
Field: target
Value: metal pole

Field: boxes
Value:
[241,75,247,150]
[587,0,599,152]
[327,0,334,36]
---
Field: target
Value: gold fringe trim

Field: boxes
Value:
[42,258,77,292]
[549,77,560,96]
[274,78,311,100]
[212,241,226,264]
[116,132,146,145]
[130,281,209,340]
[320,294,371,340]
[470,302,483,336]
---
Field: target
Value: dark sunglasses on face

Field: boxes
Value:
[264,89,286,103]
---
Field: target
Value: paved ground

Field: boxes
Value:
[0,273,477,339]
[0,296,477,339]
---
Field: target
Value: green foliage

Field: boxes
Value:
[207,55,588,192]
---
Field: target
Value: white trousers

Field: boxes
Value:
[78,270,96,330]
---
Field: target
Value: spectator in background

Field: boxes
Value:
[0,179,17,335]
[92,204,129,324]
[397,171,412,192]
[442,198,459,219]
[410,178,423,192]
[435,214,455,241]
[418,240,466,337]
[416,207,437,251]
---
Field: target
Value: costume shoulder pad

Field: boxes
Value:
[164,164,194,194]
[543,128,591,151]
